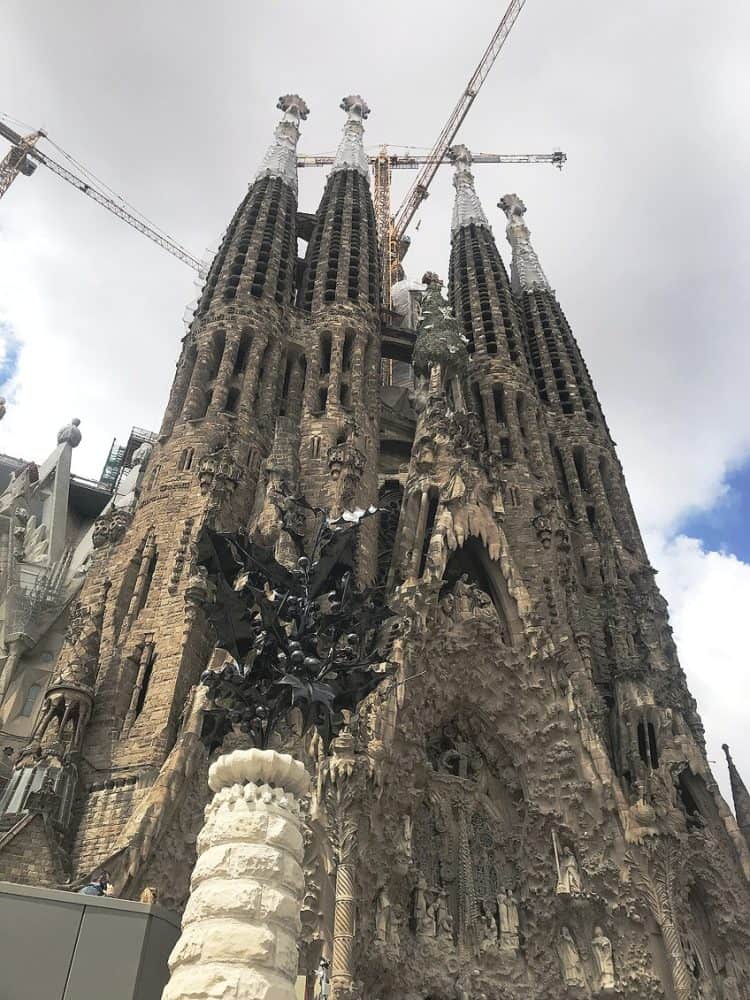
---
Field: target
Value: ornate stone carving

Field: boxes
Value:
[592,926,616,991]
[197,442,243,516]
[557,925,587,988]
[556,846,583,895]
[92,506,133,548]
[332,95,371,178]
[497,888,520,953]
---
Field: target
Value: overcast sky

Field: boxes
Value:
[1,1,749,805]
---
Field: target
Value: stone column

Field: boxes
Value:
[163,748,310,1000]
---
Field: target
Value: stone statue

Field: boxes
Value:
[557,926,587,987]
[435,889,454,943]
[498,888,520,953]
[556,848,582,894]
[480,903,499,952]
[723,975,740,1000]
[591,926,615,990]
[57,417,82,448]
[375,887,392,944]
[413,874,433,939]
[131,441,153,466]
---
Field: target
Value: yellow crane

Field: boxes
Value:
[299,146,565,300]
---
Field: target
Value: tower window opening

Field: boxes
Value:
[233,333,251,375]
[500,437,511,460]
[470,382,483,421]
[341,330,355,372]
[418,490,440,579]
[140,547,158,612]
[552,443,570,500]
[516,394,528,438]
[311,437,322,459]
[340,382,351,409]
[19,683,41,718]
[279,357,293,416]
[586,505,597,531]
[637,720,650,767]
[493,386,506,426]
[178,448,194,472]
[198,389,213,418]
[317,387,328,413]
[319,333,332,376]
[224,387,240,414]
[573,447,590,492]
[148,463,162,489]
[647,722,659,768]
[135,651,155,719]
[207,331,226,381]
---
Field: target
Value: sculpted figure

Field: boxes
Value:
[480,903,498,952]
[375,887,392,943]
[557,848,582,894]
[557,926,587,987]
[498,888,520,952]
[436,889,454,942]
[413,874,433,939]
[591,926,615,990]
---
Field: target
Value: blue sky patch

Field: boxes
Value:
[0,320,22,393]
[679,459,750,563]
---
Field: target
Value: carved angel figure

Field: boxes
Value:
[556,848,582,894]
[375,887,392,943]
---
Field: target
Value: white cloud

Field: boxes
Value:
[646,532,750,807]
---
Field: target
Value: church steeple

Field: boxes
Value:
[299,97,379,312]
[499,192,604,428]
[450,144,490,234]
[723,744,750,845]
[193,94,308,321]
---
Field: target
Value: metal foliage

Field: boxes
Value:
[197,506,397,754]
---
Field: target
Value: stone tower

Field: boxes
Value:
[1,101,749,1000]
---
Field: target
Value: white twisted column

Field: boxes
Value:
[163,748,310,1000]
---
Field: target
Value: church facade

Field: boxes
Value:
[0,95,748,1000]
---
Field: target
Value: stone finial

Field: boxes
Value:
[449,144,490,234]
[498,192,551,294]
[253,93,309,196]
[332,95,371,179]
[412,275,468,377]
[57,417,82,448]
[723,744,750,842]
[277,93,310,122]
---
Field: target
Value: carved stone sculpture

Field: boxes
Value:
[57,417,82,447]
[556,848,583,894]
[498,888,520,953]
[591,926,615,991]
[480,904,499,952]
[375,886,392,944]
[557,926,587,988]
[413,874,434,939]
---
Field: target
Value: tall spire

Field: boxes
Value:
[499,193,551,294]
[331,95,371,179]
[449,144,490,233]
[723,744,750,843]
[253,94,309,196]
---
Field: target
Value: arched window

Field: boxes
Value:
[19,683,41,718]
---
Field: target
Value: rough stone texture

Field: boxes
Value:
[1,110,749,1000]
[163,749,309,1000]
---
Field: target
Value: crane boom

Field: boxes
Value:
[297,150,566,169]
[0,118,204,272]
[391,0,527,243]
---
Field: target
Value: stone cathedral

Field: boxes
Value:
[1,94,749,1000]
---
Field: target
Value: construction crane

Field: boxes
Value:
[298,145,565,261]
[296,1,542,308]
[0,116,204,272]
